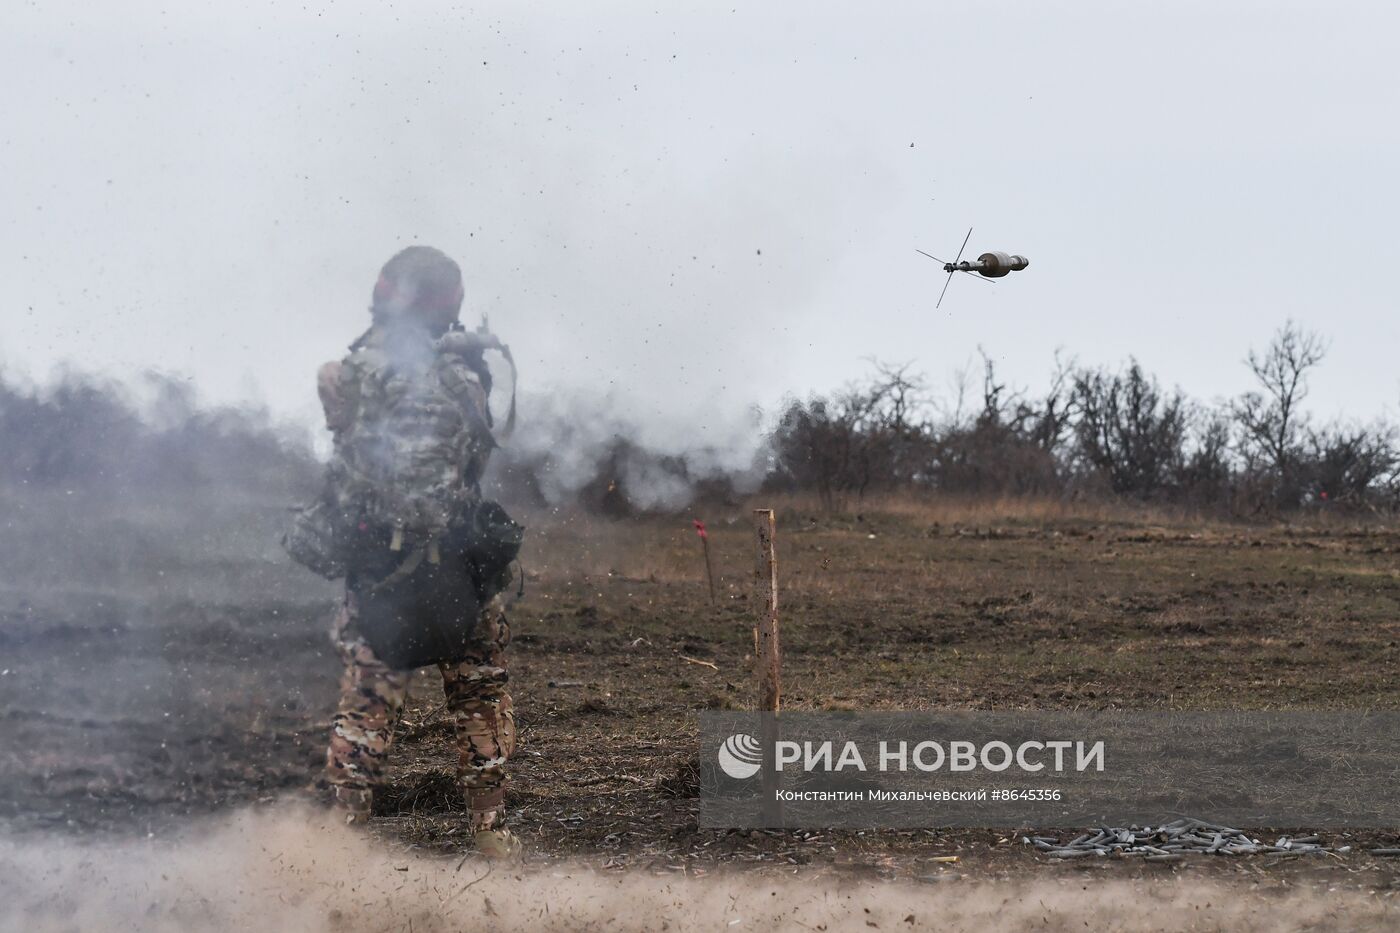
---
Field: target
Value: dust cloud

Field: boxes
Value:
[0,804,1392,932]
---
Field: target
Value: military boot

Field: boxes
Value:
[466,789,519,859]
[471,826,522,859]
[331,785,373,825]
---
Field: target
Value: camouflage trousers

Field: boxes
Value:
[325,589,515,829]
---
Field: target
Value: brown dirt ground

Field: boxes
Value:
[5,493,1400,897]
[383,501,1400,889]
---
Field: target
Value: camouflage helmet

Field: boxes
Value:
[370,246,464,333]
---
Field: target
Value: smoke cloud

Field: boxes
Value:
[487,386,768,513]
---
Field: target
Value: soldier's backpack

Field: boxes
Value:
[336,328,494,532]
[284,325,524,666]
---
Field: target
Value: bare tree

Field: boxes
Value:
[767,361,930,508]
[769,396,843,510]
[975,347,1011,428]
[1234,321,1328,479]
[1304,423,1398,504]
[1176,405,1234,507]
[1072,361,1187,498]
[866,359,925,438]
[938,358,975,429]
[1022,350,1077,452]
[761,327,1400,515]
[921,352,1065,496]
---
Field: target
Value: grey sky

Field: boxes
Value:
[5,0,1397,451]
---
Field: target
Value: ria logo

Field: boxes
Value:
[718,733,763,779]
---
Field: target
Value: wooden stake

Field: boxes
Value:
[701,534,716,603]
[752,509,782,712]
[753,508,783,826]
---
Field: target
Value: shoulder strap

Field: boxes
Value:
[435,328,517,439]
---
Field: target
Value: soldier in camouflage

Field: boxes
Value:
[306,245,520,858]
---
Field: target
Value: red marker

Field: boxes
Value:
[693,519,715,602]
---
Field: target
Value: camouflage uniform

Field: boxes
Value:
[326,588,515,828]
[317,319,516,830]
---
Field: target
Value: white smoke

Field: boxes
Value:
[488,387,769,511]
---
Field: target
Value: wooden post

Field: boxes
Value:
[752,509,782,712]
[693,519,716,604]
[753,509,783,826]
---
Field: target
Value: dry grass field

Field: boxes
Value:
[374,496,1400,876]
[6,489,1400,928]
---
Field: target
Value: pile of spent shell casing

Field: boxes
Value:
[1023,818,1358,862]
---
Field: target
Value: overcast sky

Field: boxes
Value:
[4,0,1398,449]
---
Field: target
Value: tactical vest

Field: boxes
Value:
[336,326,491,527]
[285,324,507,582]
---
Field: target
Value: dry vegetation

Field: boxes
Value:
[356,496,1400,882]
[766,323,1399,516]
[6,365,1400,927]
[7,485,1400,932]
